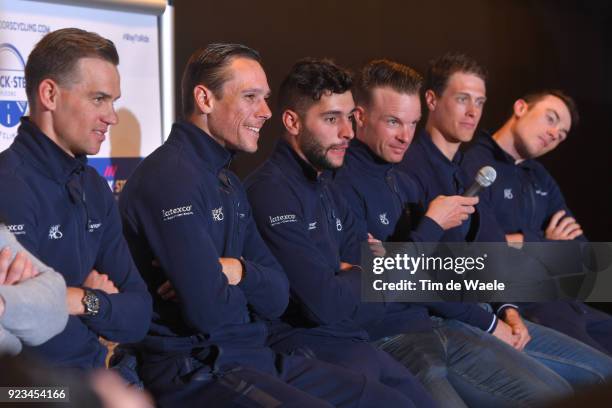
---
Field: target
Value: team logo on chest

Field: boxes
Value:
[212,206,224,221]
[379,213,390,225]
[48,225,63,240]
[535,189,548,197]
[335,218,343,231]
[504,188,513,199]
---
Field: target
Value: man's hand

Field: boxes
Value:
[367,233,386,257]
[505,233,524,249]
[157,280,178,302]
[492,319,520,349]
[425,195,478,230]
[157,257,244,303]
[219,258,244,285]
[83,269,119,294]
[502,308,531,351]
[545,210,583,240]
[0,248,39,285]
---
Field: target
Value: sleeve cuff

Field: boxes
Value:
[412,216,445,242]
[464,304,498,333]
[237,259,262,294]
[486,314,498,333]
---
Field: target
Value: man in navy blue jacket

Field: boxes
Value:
[119,44,421,407]
[399,53,612,388]
[462,90,612,354]
[332,59,583,407]
[0,28,152,371]
[245,58,436,408]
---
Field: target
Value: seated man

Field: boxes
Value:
[245,58,435,408]
[332,58,576,407]
[119,44,418,407]
[398,53,612,387]
[462,90,612,355]
[0,28,152,371]
[0,223,68,356]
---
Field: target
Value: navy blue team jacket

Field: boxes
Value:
[398,131,518,315]
[245,140,385,341]
[462,132,586,243]
[0,118,152,369]
[333,139,499,338]
[398,130,506,243]
[119,121,289,373]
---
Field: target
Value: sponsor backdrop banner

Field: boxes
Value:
[0,0,162,195]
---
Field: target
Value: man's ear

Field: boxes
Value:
[282,109,301,136]
[513,99,528,118]
[353,106,366,128]
[424,89,437,111]
[38,79,60,111]
[193,84,215,114]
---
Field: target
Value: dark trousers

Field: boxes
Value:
[270,333,436,408]
[523,301,612,355]
[139,350,420,407]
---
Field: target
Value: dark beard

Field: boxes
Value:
[300,130,340,171]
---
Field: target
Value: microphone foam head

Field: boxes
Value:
[476,166,497,187]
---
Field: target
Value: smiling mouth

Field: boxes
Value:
[245,126,260,134]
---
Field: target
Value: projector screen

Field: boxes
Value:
[0,0,167,195]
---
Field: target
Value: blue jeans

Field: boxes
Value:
[523,319,612,386]
[374,318,572,408]
[522,302,612,355]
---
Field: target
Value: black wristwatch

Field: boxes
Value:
[82,289,100,316]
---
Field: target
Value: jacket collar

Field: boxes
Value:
[476,131,538,170]
[417,129,463,171]
[346,138,393,175]
[167,121,234,174]
[270,138,331,183]
[12,117,86,184]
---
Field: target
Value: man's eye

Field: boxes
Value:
[325,117,337,124]
[387,119,398,126]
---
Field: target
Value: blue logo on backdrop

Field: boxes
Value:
[0,43,28,128]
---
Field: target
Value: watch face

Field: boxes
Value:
[83,291,100,316]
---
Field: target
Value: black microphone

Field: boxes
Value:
[464,166,496,197]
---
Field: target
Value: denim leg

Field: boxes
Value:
[583,305,612,355]
[522,301,610,355]
[523,320,612,388]
[375,330,468,408]
[376,318,572,408]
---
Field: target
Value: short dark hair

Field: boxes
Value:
[425,53,487,96]
[25,28,119,109]
[354,59,423,106]
[521,89,580,128]
[181,43,261,117]
[277,58,352,115]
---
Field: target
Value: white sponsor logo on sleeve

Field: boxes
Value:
[269,214,297,227]
[7,224,25,235]
[162,205,194,221]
